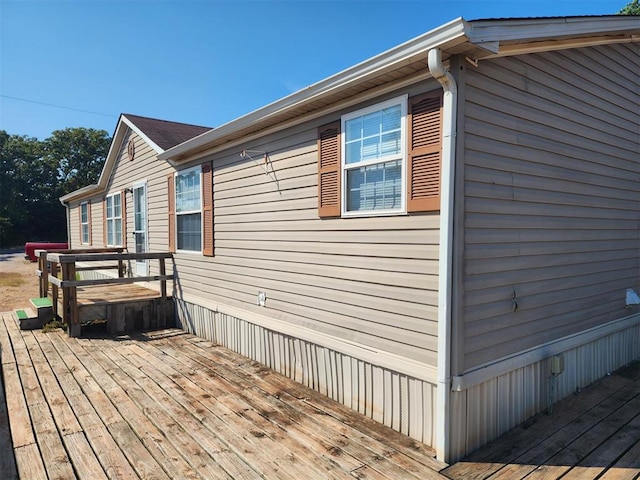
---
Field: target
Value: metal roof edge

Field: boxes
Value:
[158,17,469,161]
[159,15,639,163]
[59,183,100,204]
[467,15,640,43]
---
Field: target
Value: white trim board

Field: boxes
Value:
[175,292,439,385]
[452,312,640,391]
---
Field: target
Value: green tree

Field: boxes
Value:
[44,127,110,196]
[619,0,640,14]
[0,127,110,248]
[0,132,46,247]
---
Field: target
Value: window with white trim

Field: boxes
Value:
[342,95,407,215]
[175,167,202,252]
[106,192,122,246]
[80,202,89,244]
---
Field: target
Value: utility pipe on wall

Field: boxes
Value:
[428,47,458,463]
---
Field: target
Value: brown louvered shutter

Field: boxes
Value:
[167,174,176,253]
[202,162,214,257]
[317,121,341,218]
[407,91,443,212]
[120,190,127,248]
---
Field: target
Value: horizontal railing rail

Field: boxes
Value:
[36,249,174,337]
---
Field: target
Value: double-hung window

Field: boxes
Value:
[175,167,202,252]
[105,193,122,246]
[342,95,407,215]
[80,202,90,244]
[318,90,442,218]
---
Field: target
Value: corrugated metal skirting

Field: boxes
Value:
[175,299,438,448]
[449,319,640,461]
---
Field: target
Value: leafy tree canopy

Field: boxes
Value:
[0,127,110,248]
[619,0,640,14]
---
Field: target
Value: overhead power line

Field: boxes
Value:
[0,94,117,118]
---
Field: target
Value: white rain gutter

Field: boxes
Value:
[428,47,457,463]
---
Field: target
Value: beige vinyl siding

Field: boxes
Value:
[461,43,640,371]
[90,200,103,247]
[106,129,170,257]
[172,96,441,366]
[67,199,103,248]
[68,201,81,248]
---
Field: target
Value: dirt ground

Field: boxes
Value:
[0,249,41,312]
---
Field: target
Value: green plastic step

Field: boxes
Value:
[15,307,37,323]
[30,297,52,308]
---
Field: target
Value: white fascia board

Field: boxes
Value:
[159,17,470,162]
[469,15,640,44]
[452,312,640,391]
[164,289,440,384]
[59,184,99,204]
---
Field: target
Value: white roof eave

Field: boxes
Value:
[158,17,470,162]
[159,15,640,164]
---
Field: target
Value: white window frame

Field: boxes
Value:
[175,165,202,254]
[80,202,89,244]
[341,94,407,217]
[105,192,122,247]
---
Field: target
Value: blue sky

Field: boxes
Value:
[0,0,631,140]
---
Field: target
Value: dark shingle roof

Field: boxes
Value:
[123,114,212,151]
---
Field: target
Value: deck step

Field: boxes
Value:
[30,297,53,309]
[18,298,54,330]
[15,308,37,320]
[15,307,41,330]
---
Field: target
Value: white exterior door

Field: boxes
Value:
[132,182,148,276]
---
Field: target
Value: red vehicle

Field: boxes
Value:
[24,242,68,262]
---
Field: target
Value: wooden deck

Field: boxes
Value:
[40,250,174,337]
[442,360,640,479]
[75,283,163,305]
[61,284,174,334]
[0,312,447,479]
[2,308,639,480]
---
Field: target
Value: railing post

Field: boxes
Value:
[159,257,167,300]
[63,261,80,337]
[38,252,49,298]
[51,262,59,319]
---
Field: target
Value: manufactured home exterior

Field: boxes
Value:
[61,114,210,264]
[61,16,640,462]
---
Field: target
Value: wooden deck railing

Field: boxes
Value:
[36,249,174,337]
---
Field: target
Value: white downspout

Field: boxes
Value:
[429,47,457,463]
[59,198,72,248]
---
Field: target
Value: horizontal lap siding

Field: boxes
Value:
[68,202,81,248]
[174,123,440,366]
[107,130,168,254]
[99,129,174,267]
[90,201,103,247]
[462,43,640,370]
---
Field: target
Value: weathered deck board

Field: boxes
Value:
[0,313,448,479]
[0,342,18,480]
[75,283,162,306]
[442,361,640,480]
[3,308,639,480]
